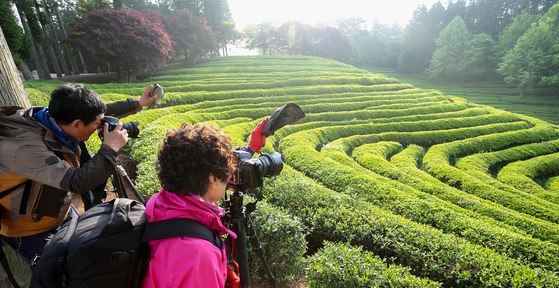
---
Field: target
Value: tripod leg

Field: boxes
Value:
[244,217,276,288]
[233,220,250,288]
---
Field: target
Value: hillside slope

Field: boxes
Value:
[24,55,559,287]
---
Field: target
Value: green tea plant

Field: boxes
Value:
[25,55,559,286]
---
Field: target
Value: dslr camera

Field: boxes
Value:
[227,151,283,191]
[99,116,140,138]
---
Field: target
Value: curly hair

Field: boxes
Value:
[156,123,235,196]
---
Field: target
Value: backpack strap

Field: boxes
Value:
[0,245,21,288]
[0,179,31,288]
[0,179,31,200]
[141,218,223,248]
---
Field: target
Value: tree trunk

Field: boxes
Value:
[30,37,41,77]
[33,36,52,79]
[1,27,30,108]
[35,0,62,78]
[16,1,52,80]
[49,0,79,75]
[16,3,39,79]
[18,61,34,80]
[43,0,69,76]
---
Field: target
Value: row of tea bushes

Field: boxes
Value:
[497,152,559,205]
[422,117,559,223]
[31,55,559,285]
[307,242,441,287]
[278,121,559,270]
[264,166,559,286]
[351,142,559,270]
[456,139,559,179]
[389,144,559,244]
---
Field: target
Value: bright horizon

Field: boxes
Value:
[227,0,444,30]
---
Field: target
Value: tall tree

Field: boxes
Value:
[428,16,471,79]
[242,22,273,52]
[67,8,174,82]
[1,27,30,108]
[1,0,33,80]
[202,0,234,55]
[397,3,447,73]
[497,2,559,97]
[464,33,497,82]
[48,0,80,75]
[256,26,288,55]
[15,0,52,80]
[42,0,70,76]
[34,0,63,77]
[496,12,539,61]
[162,9,217,65]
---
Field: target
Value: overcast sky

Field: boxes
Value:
[227,0,445,30]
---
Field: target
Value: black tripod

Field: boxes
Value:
[222,189,276,288]
[112,165,146,203]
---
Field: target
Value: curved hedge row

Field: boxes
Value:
[497,152,559,205]
[307,242,441,287]
[265,166,559,286]
[278,125,559,270]
[33,56,559,286]
[351,142,559,269]
[390,144,559,244]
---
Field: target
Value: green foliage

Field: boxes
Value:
[266,166,559,286]
[67,8,174,82]
[307,242,441,287]
[25,55,559,285]
[497,3,559,94]
[496,12,539,61]
[428,16,471,78]
[546,176,559,192]
[0,0,31,65]
[464,33,496,80]
[498,152,559,205]
[249,200,307,282]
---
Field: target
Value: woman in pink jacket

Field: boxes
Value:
[143,120,267,288]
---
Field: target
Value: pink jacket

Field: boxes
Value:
[142,189,236,288]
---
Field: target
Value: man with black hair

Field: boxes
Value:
[0,83,157,266]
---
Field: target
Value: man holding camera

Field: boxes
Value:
[0,83,157,266]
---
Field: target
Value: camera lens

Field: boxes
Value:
[257,152,283,177]
[99,116,140,138]
[122,122,140,138]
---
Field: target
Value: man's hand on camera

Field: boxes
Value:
[248,118,268,154]
[138,85,157,108]
[102,122,129,152]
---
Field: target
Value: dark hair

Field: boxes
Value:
[49,84,106,125]
[157,123,234,196]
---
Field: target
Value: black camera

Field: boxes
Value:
[99,116,140,138]
[227,151,283,191]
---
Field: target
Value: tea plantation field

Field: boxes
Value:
[25,56,559,287]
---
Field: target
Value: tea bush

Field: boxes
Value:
[26,55,559,285]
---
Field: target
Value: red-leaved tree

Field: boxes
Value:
[162,9,217,66]
[67,8,174,82]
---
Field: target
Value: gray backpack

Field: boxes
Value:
[30,198,223,288]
